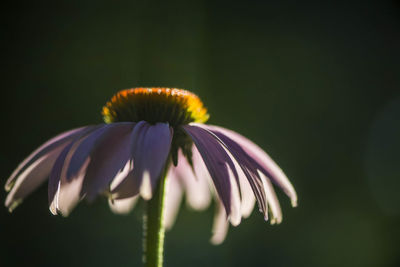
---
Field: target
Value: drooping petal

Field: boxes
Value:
[182,124,239,218]
[194,123,296,223]
[164,169,183,230]
[259,171,282,224]
[110,122,148,199]
[49,137,92,216]
[66,123,132,181]
[210,138,256,220]
[49,124,113,207]
[188,124,269,218]
[81,123,136,201]
[164,148,214,230]
[240,179,256,218]
[108,161,138,214]
[48,126,102,213]
[210,201,229,245]
[175,148,211,211]
[109,160,133,196]
[230,154,256,218]
[225,162,241,226]
[5,126,95,212]
[50,157,91,216]
[205,125,297,207]
[49,123,135,216]
[112,121,173,200]
[6,146,66,212]
[48,141,76,215]
[191,145,212,184]
[5,126,92,192]
[217,143,257,224]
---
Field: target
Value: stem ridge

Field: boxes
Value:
[143,167,169,267]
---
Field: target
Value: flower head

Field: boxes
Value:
[5,87,297,244]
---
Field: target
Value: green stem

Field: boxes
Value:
[143,167,168,267]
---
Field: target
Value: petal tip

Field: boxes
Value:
[49,205,59,216]
[5,183,13,192]
[210,230,226,245]
[210,237,224,246]
[5,197,22,213]
[291,198,298,208]
[229,215,241,227]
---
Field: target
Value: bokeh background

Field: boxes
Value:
[1,0,399,266]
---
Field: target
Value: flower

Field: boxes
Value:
[5,88,297,244]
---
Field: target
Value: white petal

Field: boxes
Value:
[224,145,256,219]
[202,124,297,206]
[226,163,241,226]
[183,125,240,220]
[236,164,256,218]
[259,170,282,224]
[177,148,211,210]
[112,121,172,200]
[164,172,183,230]
[6,149,62,212]
[53,157,91,216]
[210,202,229,245]
[5,126,92,191]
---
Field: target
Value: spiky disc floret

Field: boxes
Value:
[102,88,209,127]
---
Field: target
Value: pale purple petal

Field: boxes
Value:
[112,121,173,200]
[47,126,101,206]
[193,140,253,222]
[49,123,134,216]
[48,142,75,214]
[109,160,133,195]
[182,125,239,217]
[110,122,149,199]
[175,148,211,211]
[50,157,90,216]
[164,169,183,230]
[239,174,256,219]
[230,154,256,218]
[191,145,212,184]
[195,123,296,223]
[205,124,297,207]
[48,137,91,216]
[5,126,96,212]
[191,125,268,217]
[5,145,67,212]
[108,161,138,214]
[225,162,241,226]
[66,123,133,181]
[82,123,136,201]
[5,126,93,191]
[48,126,101,211]
[210,202,229,245]
[259,171,282,224]
[47,125,104,215]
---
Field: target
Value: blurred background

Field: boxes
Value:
[1,0,399,266]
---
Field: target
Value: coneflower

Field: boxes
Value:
[5,88,297,267]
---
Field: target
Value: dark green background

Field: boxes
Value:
[1,1,399,266]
